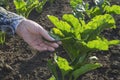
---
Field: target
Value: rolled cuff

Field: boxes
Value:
[0,7,25,35]
[11,17,25,32]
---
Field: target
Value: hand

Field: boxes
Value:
[16,19,60,52]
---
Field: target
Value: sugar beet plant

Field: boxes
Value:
[70,0,120,20]
[13,0,49,18]
[47,0,120,80]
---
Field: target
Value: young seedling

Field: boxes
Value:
[13,0,48,18]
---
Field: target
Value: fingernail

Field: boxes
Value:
[50,37,55,41]
[58,41,62,44]
[50,48,55,52]
[52,43,58,48]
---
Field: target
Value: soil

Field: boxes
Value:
[0,0,120,80]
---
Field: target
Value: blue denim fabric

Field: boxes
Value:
[0,7,24,35]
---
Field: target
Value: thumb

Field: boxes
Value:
[39,28,55,42]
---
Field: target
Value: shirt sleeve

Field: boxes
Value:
[0,7,25,35]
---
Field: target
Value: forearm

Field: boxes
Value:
[0,7,24,35]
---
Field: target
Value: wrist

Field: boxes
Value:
[16,19,27,37]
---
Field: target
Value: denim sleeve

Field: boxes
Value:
[0,7,24,35]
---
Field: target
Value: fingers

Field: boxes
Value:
[34,45,55,52]
[40,42,58,51]
[47,47,55,51]
[57,41,62,45]
[45,42,59,48]
[38,29,61,51]
[39,27,56,42]
[30,41,58,52]
[33,46,47,52]
[33,43,60,52]
[39,28,62,45]
[26,21,61,51]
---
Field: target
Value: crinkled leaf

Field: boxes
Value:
[62,14,82,39]
[86,14,115,30]
[86,37,109,50]
[55,56,73,76]
[47,15,60,27]
[48,15,71,33]
[108,40,120,45]
[52,28,65,37]
[81,14,116,41]
[87,38,120,50]
[105,5,120,14]
[62,14,82,31]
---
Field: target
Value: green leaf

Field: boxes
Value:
[108,40,120,45]
[105,5,120,14]
[52,28,64,37]
[48,15,72,37]
[70,0,83,8]
[62,38,80,60]
[49,75,56,80]
[48,1,120,79]
[49,28,64,41]
[14,0,26,9]
[81,14,116,41]
[86,38,120,51]
[36,0,48,13]
[86,14,115,30]
[48,15,71,31]
[89,7,102,18]
[62,14,83,39]
[72,63,102,80]
[62,14,82,31]
[14,0,47,18]
[86,37,109,50]
[47,15,60,27]
[55,56,73,76]
[47,60,59,80]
